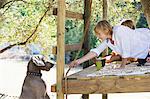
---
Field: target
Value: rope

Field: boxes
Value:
[64,2,92,98]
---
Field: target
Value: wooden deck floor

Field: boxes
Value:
[51,63,150,94]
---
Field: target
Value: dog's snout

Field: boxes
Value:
[48,62,54,68]
[45,62,54,71]
[50,63,54,68]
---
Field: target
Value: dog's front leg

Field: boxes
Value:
[44,91,50,99]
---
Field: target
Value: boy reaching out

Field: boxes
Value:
[68,20,150,69]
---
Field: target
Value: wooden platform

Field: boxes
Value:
[51,63,150,94]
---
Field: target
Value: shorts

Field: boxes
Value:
[137,53,150,66]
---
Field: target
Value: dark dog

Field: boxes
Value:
[20,55,55,99]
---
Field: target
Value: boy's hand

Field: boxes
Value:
[68,60,80,68]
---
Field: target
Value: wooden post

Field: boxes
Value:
[82,0,92,99]
[102,0,108,99]
[102,94,108,99]
[102,0,108,56]
[83,0,92,69]
[57,0,65,99]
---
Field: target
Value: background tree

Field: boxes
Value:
[141,0,150,27]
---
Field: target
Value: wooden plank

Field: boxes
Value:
[68,65,97,78]
[51,65,96,92]
[52,44,81,54]
[53,8,83,20]
[51,79,97,94]
[51,74,150,94]
[57,0,65,99]
[65,44,81,52]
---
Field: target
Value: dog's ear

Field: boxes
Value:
[32,55,45,66]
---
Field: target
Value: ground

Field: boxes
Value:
[0,59,150,99]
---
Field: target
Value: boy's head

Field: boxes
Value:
[94,20,112,40]
[121,19,135,29]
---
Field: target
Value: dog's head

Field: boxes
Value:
[30,55,56,71]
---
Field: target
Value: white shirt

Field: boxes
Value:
[90,25,150,59]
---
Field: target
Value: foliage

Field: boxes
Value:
[65,20,83,44]
[136,13,148,28]
[0,0,57,55]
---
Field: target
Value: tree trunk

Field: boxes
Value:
[103,0,108,20]
[141,0,150,27]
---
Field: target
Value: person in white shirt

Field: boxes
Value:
[134,28,150,66]
[68,20,150,68]
[107,19,150,66]
[106,19,136,63]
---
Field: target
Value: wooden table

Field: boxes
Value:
[51,63,150,94]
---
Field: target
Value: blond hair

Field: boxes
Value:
[94,20,113,36]
[121,20,135,29]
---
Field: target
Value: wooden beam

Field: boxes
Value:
[51,74,150,94]
[52,44,81,54]
[57,0,65,99]
[82,0,92,98]
[65,44,81,52]
[53,8,83,20]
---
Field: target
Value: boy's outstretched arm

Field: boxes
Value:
[68,51,97,68]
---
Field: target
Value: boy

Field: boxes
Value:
[69,20,150,68]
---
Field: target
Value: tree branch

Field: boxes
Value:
[0,4,50,54]
[2,1,14,15]
[1,0,27,9]
[25,6,50,43]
